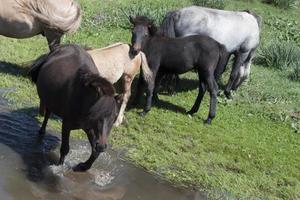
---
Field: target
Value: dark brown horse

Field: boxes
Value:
[29,44,122,171]
[130,16,230,124]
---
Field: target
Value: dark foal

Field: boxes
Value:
[130,16,230,124]
[30,44,122,171]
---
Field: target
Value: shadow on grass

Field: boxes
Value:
[128,76,189,114]
[0,61,30,77]
[0,105,60,183]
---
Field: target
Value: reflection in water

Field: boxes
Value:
[0,104,206,200]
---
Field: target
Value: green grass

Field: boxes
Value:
[0,0,300,199]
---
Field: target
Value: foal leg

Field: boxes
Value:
[224,51,249,98]
[187,78,206,115]
[205,76,218,124]
[153,72,164,103]
[132,73,145,106]
[141,72,157,116]
[39,108,51,135]
[114,75,133,126]
[58,122,71,165]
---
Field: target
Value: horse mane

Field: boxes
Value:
[131,16,158,36]
[243,10,262,31]
[28,53,50,83]
[158,11,177,38]
[16,0,81,33]
[79,69,115,96]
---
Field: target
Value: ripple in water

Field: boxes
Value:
[48,143,116,187]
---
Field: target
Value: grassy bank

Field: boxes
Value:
[0,0,299,199]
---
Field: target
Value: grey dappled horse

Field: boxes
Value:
[159,6,262,98]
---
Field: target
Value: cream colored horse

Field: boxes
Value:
[88,43,152,126]
[0,0,81,50]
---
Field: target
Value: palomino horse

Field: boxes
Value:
[87,42,152,126]
[0,0,81,50]
[159,6,262,98]
[130,16,229,124]
[30,44,122,171]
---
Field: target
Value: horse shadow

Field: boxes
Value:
[128,76,196,114]
[0,105,60,184]
[0,61,29,77]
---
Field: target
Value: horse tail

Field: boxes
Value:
[28,54,49,83]
[214,44,230,80]
[244,10,262,32]
[159,11,177,38]
[17,0,81,33]
[80,69,115,96]
[140,52,153,83]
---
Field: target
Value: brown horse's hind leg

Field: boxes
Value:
[39,108,51,135]
[39,101,46,116]
[44,29,63,50]
[114,75,133,126]
[58,122,70,165]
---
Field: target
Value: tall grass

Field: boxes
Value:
[262,0,298,9]
[256,40,300,81]
[192,0,226,9]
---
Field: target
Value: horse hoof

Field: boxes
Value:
[139,111,147,117]
[73,163,89,172]
[224,91,232,99]
[204,118,212,125]
[186,110,195,115]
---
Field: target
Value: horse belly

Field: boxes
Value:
[0,1,41,38]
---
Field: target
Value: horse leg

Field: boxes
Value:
[44,29,63,50]
[114,75,132,126]
[39,101,45,116]
[39,108,51,135]
[153,71,164,103]
[58,122,70,165]
[73,129,98,172]
[187,74,206,115]
[232,50,255,90]
[132,73,145,106]
[141,71,157,116]
[224,52,249,98]
[204,76,218,124]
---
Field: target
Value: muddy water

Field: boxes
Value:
[0,103,206,200]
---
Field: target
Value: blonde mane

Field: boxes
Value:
[15,0,81,33]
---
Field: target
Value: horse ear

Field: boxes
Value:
[129,16,135,24]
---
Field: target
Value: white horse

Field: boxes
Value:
[0,0,81,50]
[159,6,262,97]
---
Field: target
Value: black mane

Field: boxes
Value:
[132,16,158,36]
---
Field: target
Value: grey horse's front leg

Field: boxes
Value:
[224,51,249,98]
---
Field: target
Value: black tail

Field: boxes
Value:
[79,69,115,96]
[28,54,49,83]
[159,11,176,38]
[214,44,230,80]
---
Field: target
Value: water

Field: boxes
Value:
[0,102,206,200]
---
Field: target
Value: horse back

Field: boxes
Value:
[88,43,141,83]
[36,44,98,118]
[173,6,260,52]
